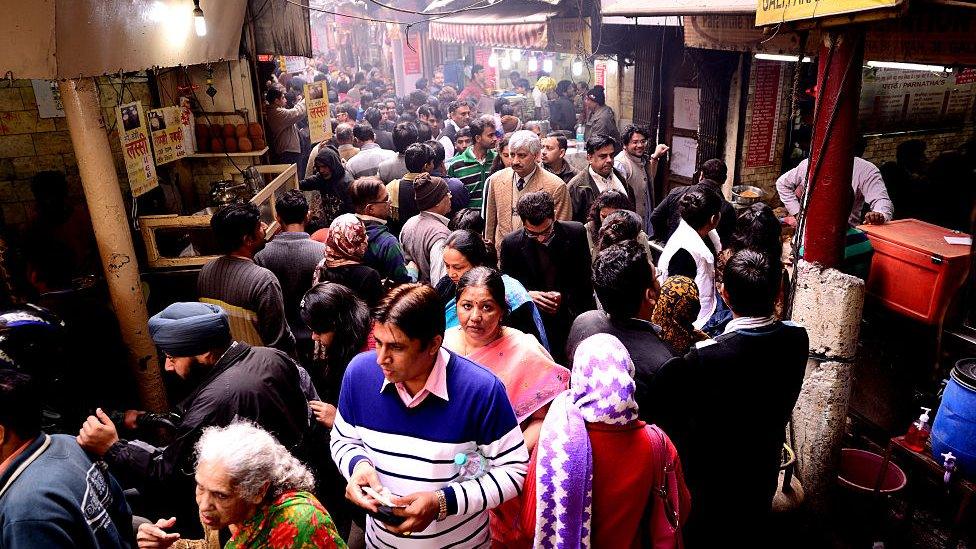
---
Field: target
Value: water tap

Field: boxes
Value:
[941,452,957,485]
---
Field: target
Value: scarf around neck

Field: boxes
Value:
[534,333,639,548]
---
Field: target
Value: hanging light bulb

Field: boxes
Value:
[542,58,553,73]
[572,60,583,76]
[488,52,499,68]
[511,50,522,62]
[193,0,207,37]
[528,56,538,72]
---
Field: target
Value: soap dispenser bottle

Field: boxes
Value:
[904,406,932,452]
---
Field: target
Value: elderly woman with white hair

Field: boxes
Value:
[484,129,573,251]
[137,422,346,549]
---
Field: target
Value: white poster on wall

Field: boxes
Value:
[673,87,700,131]
[670,136,699,178]
[31,80,65,118]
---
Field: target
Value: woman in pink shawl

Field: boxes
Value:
[443,266,568,548]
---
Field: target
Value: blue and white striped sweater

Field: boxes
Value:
[331,349,529,548]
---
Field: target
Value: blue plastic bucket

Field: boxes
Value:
[931,358,976,480]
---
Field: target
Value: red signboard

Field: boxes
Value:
[595,60,606,87]
[745,61,783,169]
[403,43,422,76]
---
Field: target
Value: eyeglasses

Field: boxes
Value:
[629,139,648,146]
[368,196,391,205]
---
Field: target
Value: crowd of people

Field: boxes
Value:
[0,62,816,549]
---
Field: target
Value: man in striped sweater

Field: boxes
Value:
[331,284,528,548]
[447,116,497,214]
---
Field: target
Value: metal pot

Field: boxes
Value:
[208,180,247,207]
[732,185,765,206]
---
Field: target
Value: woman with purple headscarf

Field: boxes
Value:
[520,333,691,548]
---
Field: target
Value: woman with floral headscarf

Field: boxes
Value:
[652,275,710,355]
[520,334,690,548]
[313,214,383,306]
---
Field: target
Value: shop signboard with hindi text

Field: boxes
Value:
[305,81,332,145]
[745,61,783,168]
[548,18,591,56]
[859,67,976,134]
[691,8,976,66]
[116,101,158,198]
[147,106,192,166]
[756,0,902,26]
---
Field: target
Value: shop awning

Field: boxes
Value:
[429,3,558,50]
[601,0,755,16]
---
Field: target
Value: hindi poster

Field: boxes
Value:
[148,106,190,165]
[116,101,158,197]
[305,81,332,144]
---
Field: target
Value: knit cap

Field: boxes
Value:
[414,173,449,211]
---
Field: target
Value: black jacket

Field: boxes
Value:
[650,185,736,246]
[103,342,311,536]
[565,312,676,424]
[566,168,636,224]
[656,322,808,539]
[375,129,395,151]
[548,97,576,131]
[500,220,595,362]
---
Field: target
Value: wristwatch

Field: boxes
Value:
[436,490,448,521]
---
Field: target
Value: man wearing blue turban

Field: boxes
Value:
[76,302,314,538]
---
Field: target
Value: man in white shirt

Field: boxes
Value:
[567,134,635,224]
[777,144,893,227]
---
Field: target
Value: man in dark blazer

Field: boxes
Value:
[567,134,636,224]
[500,191,595,364]
[565,240,675,424]
[656,249,808,547]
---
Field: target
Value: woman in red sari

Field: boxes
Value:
[442,266,569,547]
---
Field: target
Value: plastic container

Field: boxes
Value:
[903,406,931,452]
[454,450,487,480]
[837,448,907,494]
[931,358,976,480]
[857,219,971,324]
[575,123,585,150]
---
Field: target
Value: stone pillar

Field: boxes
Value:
[58,78,168,412]
[790,260,865,513]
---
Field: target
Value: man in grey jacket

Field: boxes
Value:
[583,85,619,142]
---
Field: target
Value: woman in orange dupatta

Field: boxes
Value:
[443,266,569,548]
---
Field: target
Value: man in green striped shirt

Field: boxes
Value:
[447,115,497,213]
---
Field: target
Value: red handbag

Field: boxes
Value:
[642,424,692,549]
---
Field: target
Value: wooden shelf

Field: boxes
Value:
[187,147,268,158]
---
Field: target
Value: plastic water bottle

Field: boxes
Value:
[454,450,487,480]
[575,123,585,151]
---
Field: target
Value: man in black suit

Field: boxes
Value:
[565,240,675,424]
[500,191,595,363]
[657,249,808,547]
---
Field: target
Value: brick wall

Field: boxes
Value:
[862,124,976,167]
[0,77,152,231]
